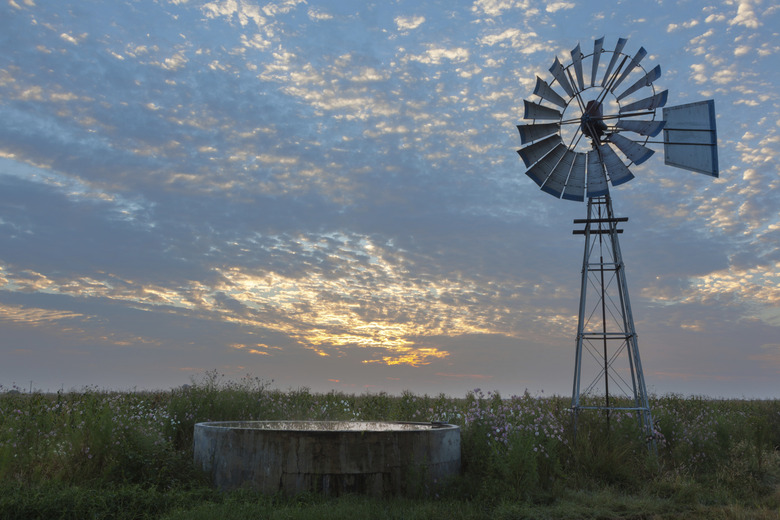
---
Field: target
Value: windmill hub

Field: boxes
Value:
[580,99,607,143]
[557,85,622,154]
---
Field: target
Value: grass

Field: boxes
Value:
[1,371,778,519]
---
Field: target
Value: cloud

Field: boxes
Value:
[686,265,780,308]
[406,45,470,65]
[472,0,531,17]
[0,302,84,324]
[705,13,727,23]
[202,0,267,27]
[60,32,86,45]
[307,8,332,21]
[689,61,739,85]
[729,0,760,28]
[667,19,700,32]
[545,2,574,13]
[395,15,425,31]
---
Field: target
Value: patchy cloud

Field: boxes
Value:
[395,15,425,31]
[545,2,574,13]
[667,19,700,32]
[729,0,760,28]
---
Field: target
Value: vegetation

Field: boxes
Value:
[1,371,778,519]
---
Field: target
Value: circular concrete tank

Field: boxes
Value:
[193,421,460,497]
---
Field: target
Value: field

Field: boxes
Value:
[1,371,778,519]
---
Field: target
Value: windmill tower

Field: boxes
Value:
[516,37,719,444]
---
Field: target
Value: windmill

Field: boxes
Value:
[516,37,719,445]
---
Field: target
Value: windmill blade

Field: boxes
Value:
[533,76,567,108]
[610,47,647,93]
[598,143,635,186]
[517,122,560,144]
[616,65,661,101]
[545,148,576,196]
[562,152,586,201]
[525,143,566,189]
[620,90,668,113]
[536,144,569,197]
[614,119,665,137]
[586,149,609,197]
[540,145,573,197]
[591,37,604,87]
[517,134,562,168]
[607,133,655,165]
[601,37,628,86]
[549,57,575,97]
[524,99,563,120]
[663,100,719,177]
[570,43,585,91]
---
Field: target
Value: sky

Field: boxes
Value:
[1,0,778,398]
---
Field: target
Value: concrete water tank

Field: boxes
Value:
[193,420,461,496]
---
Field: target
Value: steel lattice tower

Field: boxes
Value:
[571,194,654,447]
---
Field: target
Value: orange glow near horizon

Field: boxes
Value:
[363,347,449,367]
[0,231,576,368]
[211,241,498,366]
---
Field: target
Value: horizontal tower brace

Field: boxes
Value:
[573,229,624,235]
[580,333,635,339]
[586,265,621,271]
[575,406,651,412]
[573,217,629,224]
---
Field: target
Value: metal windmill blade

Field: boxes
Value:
[616,65,661,101]
[597,142,636,185]
[533,76,568,108]
[607,133,654,166]
[517,134,562,168]
[523,99,562,120]
[613,119,665,137]
[601,37,627,87]
[549,56,575,97]
[517,122,560,144]
[610,47,647,94]
[620,90,669,113]
[570,43,586,91]
[562,152,586,201]
[590,37,604,87]
[586,149,609,197]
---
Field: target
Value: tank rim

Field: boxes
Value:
[194,420,459,432]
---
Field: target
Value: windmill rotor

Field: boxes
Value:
[517,36,718,201]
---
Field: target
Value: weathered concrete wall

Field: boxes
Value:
[193,421,461,497]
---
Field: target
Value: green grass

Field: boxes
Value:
[1,372,778,519]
